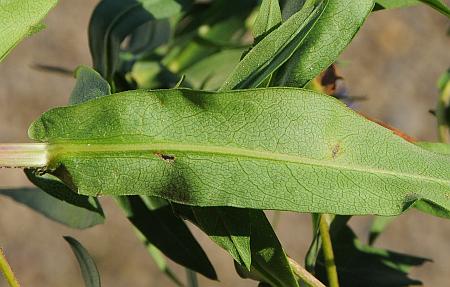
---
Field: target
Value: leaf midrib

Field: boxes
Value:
[48,143,450,186]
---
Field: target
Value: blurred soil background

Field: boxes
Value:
[0,1,449,286]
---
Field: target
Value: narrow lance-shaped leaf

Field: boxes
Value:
[191,207,252,270]
[64,236,101,287]
[418,0,450,17]
[219,0,327,90]
[253,0,282,41]
[0,0,58,61]
[28,88,450,217]
[374,0,419,10]
[0,168,105,229]
[144,244,184,287]
[280,0,308,20]
[0,185,104,229]
[175,206,299,287]
[375,0,450,17]
[273,0,374,87]
[246,210,299,287]
[315,223,429,287]
[368,216,395,245]
[115,196,217,280]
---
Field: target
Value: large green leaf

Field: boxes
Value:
[219,0,327,90]
[315,223,429,287]
[274,0,374,87]
[28,88,450,217]
[89,0,191,82]
[115,196,217,280]
[0,0,58,61]
[64,236,101,287]
[68,62,207,282]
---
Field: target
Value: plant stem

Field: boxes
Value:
[0,143,48,168]
[437,78,450,143]
[288,257,326,287]
[319,214,339,287]
[185,269,198,287]
[0,248,20,287]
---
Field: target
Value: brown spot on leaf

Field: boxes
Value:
[155,152,175,163]
[332,143,341,159]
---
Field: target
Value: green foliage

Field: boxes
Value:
[27,88,450,217]
[1,0,450,286]
[64,236,101,287]
[315,221,429,287]
[116,196,217,279]
[0,0,58,61]
[368,216,396,245]
[274,0,374,87]
[375,0,450,17]
[0,166,104,229]
[176,206,298,287]
[220,0,326,90]
[70,66,111,104]
[0,185,104,229]
[253,0,282,41]
[88,0,192,83]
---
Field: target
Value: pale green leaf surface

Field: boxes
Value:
[417,142,450,155]
[64,236,101,287]
[253,0,282,40]
[29,88,450,217]
[274,0,374,87]
[68,60,210,282]
[219,0,327,90]
[0,0,57,61]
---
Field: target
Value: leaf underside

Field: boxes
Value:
[0,0,58,61]
[28,88,450,217]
